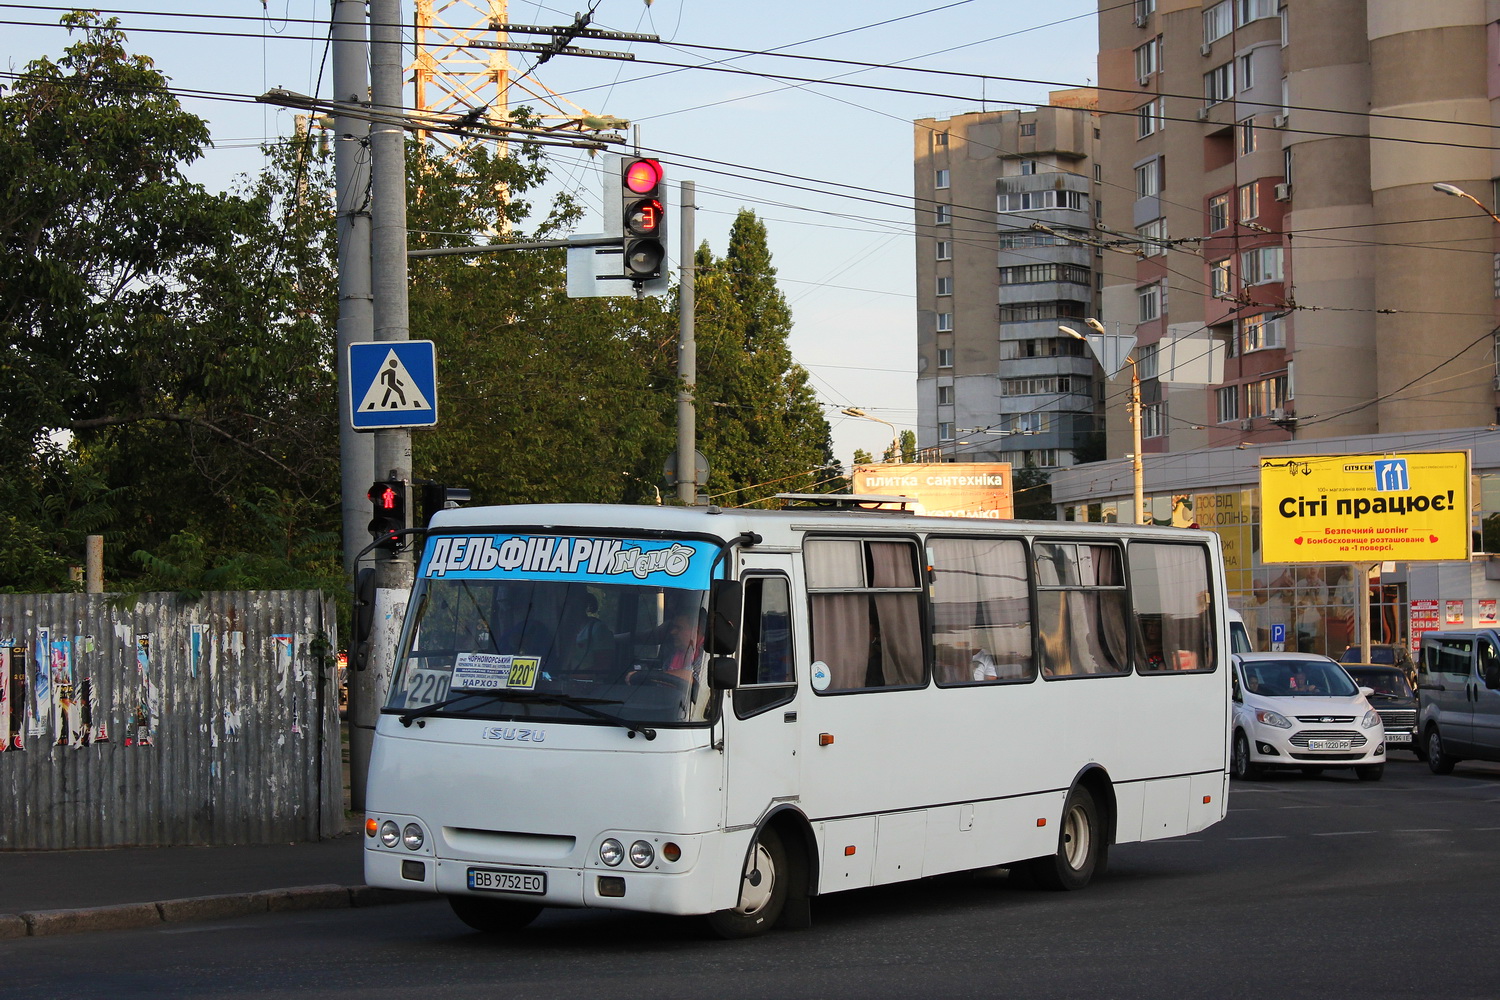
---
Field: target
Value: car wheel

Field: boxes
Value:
[707,826,788,939]
[1232,732,1263,780]
[1025,784,1106,891]
[1426,726,1456,775]
[1355,763,1384,781]
[447,895,543,933]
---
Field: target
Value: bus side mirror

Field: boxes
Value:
[708,655,738,690]
[707,579,742,656]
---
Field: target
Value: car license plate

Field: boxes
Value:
[467,867,546,895]
[1385,732,1411,744]
[1307,739,1352,750]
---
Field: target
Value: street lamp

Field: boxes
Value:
[1433,182,1500,224]
[1060,321,1146,525]
[841,407,901,463]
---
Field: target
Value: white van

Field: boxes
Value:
[1227,609,1252,654]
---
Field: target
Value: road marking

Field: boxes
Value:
[1312,830,1376,837]
[1393,828,1450,833]
[1227,835,1287,841]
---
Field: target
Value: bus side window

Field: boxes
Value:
[928,536,1034,686]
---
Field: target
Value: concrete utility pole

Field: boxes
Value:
[333,0,375,576]
[350,0,415,810]
[676,180,696,505]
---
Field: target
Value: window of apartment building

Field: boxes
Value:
[1002,448,1065,468]
[935,168,951,189]
[937,312,953,332]
[935,131,949,147]
[998,263,1091,286]
[935,204,952,225]
[938,421,955,441]
[999,301,1086,323]
[1238,181,1259,221]
[1134,0,1156,24]
[1137,341,1159,380]
[1204,62,1235,105]
[1094,164,1102,182]
[1134,37,1159,83]
[1208,193,1230,232]
[937,385,954,405]
[1246,374,1288,416]
[1020,122,1037,136]
[1203,0,1232,44]
[1005,412,1051,434]
[1135,159,1161,199]
[1141,402,1167,438]
[937,276,953,296]
[1216,386,1240,423]
[998,229,1087,249]
[1137,99,1163,139]
[1240,246,1283,284]
[1001,338,1086,360]
[1137,282,1162,323]
[1137,218,1167,257]
[1240,0,1275,23]
[1210,258,1233,298]
[1239,119,1257,155]
[938,348,954,368]
[1279,3,1289,45]
[997,189,1088,213]
[936,240,953,261]
[1002,376,1078,396]
[1283,147,1293,185]
[1239,311,1286,352]
[1019,159,1038,175]
[1238,53,1255,91]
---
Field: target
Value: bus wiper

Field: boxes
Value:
[503,691,657,741]
[398,691,508,727]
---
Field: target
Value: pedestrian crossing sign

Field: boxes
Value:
[348,341,438,430]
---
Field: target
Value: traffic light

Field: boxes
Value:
[619,157,666,282]
[420,482,471,528]
[367,480,407,551]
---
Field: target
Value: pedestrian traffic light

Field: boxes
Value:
[367,480,407,551]
[420,482,471,528]
[619,157,666,282]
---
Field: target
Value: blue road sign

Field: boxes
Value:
[349,341,437,430]
[1271,623,1287,647]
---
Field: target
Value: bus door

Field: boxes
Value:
[723,567,801,832]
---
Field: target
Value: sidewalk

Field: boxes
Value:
[0,826,426,939]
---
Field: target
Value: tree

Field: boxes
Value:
[691,211,836,506]
[1013,461,1056,520]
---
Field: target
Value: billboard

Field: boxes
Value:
[1259,452,1470,564]
[851,463,1013,519]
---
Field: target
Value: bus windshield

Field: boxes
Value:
[384,533,720,726]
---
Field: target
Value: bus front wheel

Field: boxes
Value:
[1025,784,1105,891]
[707,826,788,939]
[447,895,542,933]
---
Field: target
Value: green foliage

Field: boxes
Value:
[1013,461,1056,520]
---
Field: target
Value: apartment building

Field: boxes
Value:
[912,93,1101,468]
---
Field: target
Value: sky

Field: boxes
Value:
[2,0,1100,471]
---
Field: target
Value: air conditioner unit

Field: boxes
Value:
[1196,107,1212,121]
[1200,42,1213,56]
[1239,419,1253,431]
[1272,113,1289,128]
[1274,182,1292,201]
[1268,407,1285,421]
[1134,12,1149,27]
[1493,373,1500,390]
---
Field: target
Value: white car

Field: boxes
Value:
[1231,652,1386,781]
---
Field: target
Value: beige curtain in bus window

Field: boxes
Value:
[1090,545,1129,670]
[1129,543,1213,672]
[870,542,923,685]
[806,540,871,690]
[929,538,1033,683]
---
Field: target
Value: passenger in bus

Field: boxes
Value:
[971,646,999,682]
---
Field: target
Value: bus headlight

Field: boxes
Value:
[402,823,425,850]
[629,840,655,868]
[600,838,625,867]
[379,820,400,848]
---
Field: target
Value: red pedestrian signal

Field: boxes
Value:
[367,480,408,551]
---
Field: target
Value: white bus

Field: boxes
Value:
[365,497,1231,937]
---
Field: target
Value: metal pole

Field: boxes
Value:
[676,180,697,505]
[333,0,375,578]
[85,535,103,594]
[1129,358,1145,524]
[1359,563,1375,663]
[352,0,415,810]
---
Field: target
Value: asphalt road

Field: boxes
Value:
[3,755,1498,1000]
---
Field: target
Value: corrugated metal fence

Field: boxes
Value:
[0,591,342,849]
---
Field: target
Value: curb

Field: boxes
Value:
[1,884,430,939]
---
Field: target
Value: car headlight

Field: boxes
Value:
[1362,709,1381,729]
[402,823,425,850]
[629,840,655,868]
[379,820,400,848]
[1255,709,1292,729]
[600,838,624,867]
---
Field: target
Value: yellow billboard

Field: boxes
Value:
[1259,452,1470,563]
[852,463,1013,518]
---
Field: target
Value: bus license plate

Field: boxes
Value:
[467,868,546,895]
[1307,739,1352,751]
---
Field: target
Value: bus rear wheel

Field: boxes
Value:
[707,826,787,939]
[447,895,542,933]
[1026,784,1105,891]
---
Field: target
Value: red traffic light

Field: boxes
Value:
[623,158,662,195]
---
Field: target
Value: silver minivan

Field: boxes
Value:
[1416,629,1500,773]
